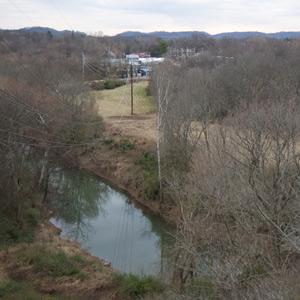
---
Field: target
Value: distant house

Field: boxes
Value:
[136,52,151,58]
[168,47,196,58]
[126,54,140,65]
[108,53,165,78]
[139,57,165,64]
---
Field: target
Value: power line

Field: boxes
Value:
[0,88,47,118]
[49,0,75,31]
[0,127,103,149]
[6,0,35,25]
[0,10,134,148]
[0,89,105,150]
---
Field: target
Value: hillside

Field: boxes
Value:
[3,27,300,40]
[1,26,86,37]
[116,30,300,40]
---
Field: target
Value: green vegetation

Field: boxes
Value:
[0,205,41,248]
[114,273,164,300]
[158,40,168,56]
[238,264,268,286]
[89,80,105,90]
[187,277,217,299]
[103,138,114,145]
[18,246,87,279]
[104,138,135,152]
[0,280,65,300]
[145,85,152,97]
[117,139,135,152]
[137,152,159,198]
[150,40,168,57]
[104,79,125,90]
[94,81,155,117]
[0,280,21,298]
[135,82,155,113]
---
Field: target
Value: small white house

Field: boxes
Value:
[139,57,165,64]
[126,54,140,65]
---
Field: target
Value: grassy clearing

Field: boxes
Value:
[93,81,155,118]
[114,273,164,300]
[17,246,88,279]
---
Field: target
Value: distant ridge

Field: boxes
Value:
[116,30,300,40]
[2,27,300,40]
[116,31,210,40]
[2,26,86,37]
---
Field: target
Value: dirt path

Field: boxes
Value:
[106,114,156,144]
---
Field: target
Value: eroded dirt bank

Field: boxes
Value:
[64,114,178,225]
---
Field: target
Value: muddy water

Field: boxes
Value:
[49,167,173,275]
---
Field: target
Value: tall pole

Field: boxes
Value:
[82,52,85,81]
[130,63,133,115]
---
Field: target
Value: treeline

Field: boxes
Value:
[152,38,300,299]
[0,30,170,82]
[0,28,170,247]
[0,31,104,245]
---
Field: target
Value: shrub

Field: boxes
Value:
[103,138,114,145]
[117,139,135,152]
[0,280,64,299]
[24,207,41,227]
[114,273,164,299]
[187,277,217,299]
[145,85,152,96]
[104,79,125,90]
[238,264,268,286]
[89,80,105,91]
[0,280,21,298]
[0,206,39,247]
[20,247,86,278]
[137,152,159,198]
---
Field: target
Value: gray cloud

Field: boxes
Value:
[1,0,300,34]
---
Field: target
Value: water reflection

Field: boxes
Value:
[49,168,173,275]
[50,168,109,239]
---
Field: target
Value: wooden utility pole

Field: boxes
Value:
[82,52,85,81]
[130,63,133,115]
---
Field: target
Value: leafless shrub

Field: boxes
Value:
[152,38,300,298]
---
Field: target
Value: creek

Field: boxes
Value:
[49,167,173,275]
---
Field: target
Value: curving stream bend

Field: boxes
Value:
[49,167,173,275]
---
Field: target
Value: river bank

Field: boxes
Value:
[0,221,120,299]
[0,119,173,299]
[0,83,174,299]
[63,114,178,226]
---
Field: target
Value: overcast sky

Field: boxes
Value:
[1,0,300,35]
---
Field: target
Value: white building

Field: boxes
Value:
[126,54,140,65]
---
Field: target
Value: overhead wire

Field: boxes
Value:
[2,2,148,274]
[0,38,105,132]
[0,88,104,150]
[49,0,75,32]
[6,0,35,25]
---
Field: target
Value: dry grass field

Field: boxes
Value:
[93,81,156,143]
[93,81,155,118]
